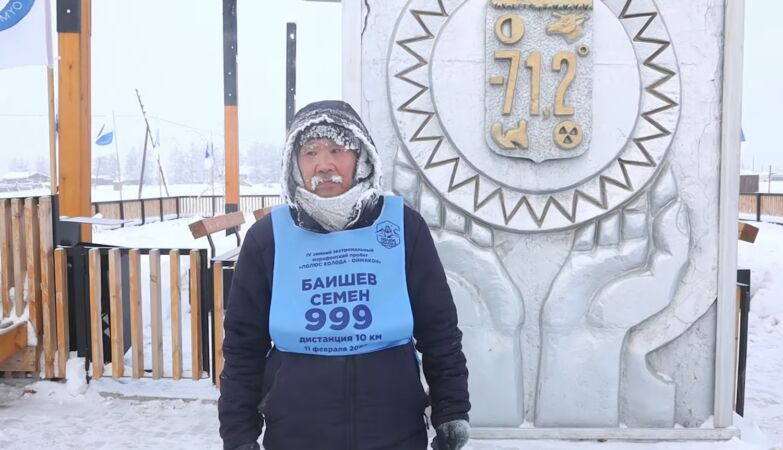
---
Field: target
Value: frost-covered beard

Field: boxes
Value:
[292,147,379,231]
[310,175,344,190]
[295,183,378,232]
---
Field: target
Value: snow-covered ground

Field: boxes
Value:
[0,220,782,449]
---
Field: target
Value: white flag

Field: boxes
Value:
[0,0,52,70]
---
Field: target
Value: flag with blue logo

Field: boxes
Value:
[95,124,114,146]
[0,0,53,70]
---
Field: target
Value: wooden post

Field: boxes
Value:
[39,197,57,379]
[54,248,70,379]
[108,249,124,379]
[57,0,92,242]
[170,250,183,380]
[25,198,42,335]
[11,199,26,316]
[0,199,12,319]
[190,250,202,380]
[88,248,103,379]
[149,249,163,379]
[213,262,225,388]
[129,249,144,379]
[223,0,240,214]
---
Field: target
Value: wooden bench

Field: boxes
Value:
[188,212,246,262]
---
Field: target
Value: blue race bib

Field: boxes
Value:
[269,196,413,356]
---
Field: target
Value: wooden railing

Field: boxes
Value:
[0,196,68,378]
[78,246,212,381]
[91,194,284,226]
[739,193,783,222]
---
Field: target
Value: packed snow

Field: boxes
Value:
[0,219,781,449]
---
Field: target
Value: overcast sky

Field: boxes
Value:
[0,0,342,173]
[0,0,779,174]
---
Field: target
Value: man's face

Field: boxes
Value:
[297,138,357,198]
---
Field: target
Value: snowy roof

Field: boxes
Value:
[1,171,49,181]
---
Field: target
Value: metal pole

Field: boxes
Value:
[138,123,149,200]
[286,23,297,131]
[756,193,761,222]
[734,283,750,416]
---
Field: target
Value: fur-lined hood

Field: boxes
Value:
[280,101,383,207]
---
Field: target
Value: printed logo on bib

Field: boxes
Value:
[376,221,401,249]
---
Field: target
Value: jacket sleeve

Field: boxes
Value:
[218,225,273,450]
[405,209,470,428]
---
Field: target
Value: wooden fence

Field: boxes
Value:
[83,247,216,381]
[739,193,783,222]
[0,196,68,378]
[91,195,284,225]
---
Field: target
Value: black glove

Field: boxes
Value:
[229,442,260,450]
[431,419,470,450]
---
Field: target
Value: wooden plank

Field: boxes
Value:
[25,198,42,337]
[38,197,57,379]
[0,323,27,363]
[149,249,163,379]
[0,346,37,372]
[170,250,182,380]
[129,249,144,379]
[54,248,70,379]
[213,262,224,389]
[108,249,124,379]
[11,199,26,316]
[88,248,103,379]
[190,250,202,380]
[738,222,759,243]
[225,105,240,208]
[188,212,245,239]
[0,199,12,319]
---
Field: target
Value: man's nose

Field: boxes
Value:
[314,152,336,171]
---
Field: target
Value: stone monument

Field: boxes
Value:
[342,0,744,439]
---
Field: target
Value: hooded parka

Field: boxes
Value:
[218,101,470,450]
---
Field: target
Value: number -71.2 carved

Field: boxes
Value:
[494,49,577,117]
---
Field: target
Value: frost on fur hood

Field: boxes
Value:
[280,101,383,230]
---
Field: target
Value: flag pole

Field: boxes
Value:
[45,0,57,194]
[113,111,123,202]
[47,67,57,194]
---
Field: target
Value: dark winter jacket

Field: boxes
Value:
[218,197,470,450]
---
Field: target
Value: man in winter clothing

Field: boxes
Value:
[218,101,470,450]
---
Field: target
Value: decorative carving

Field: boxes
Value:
[553,120,582,149]
[388,0,681,231]
[495,13,525,44]
[433,232,524,426]
[485,3,592,161]
[492,0,593,8]
[492,120,530,149]
[536,167,690,427]
[546,12,589,43]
